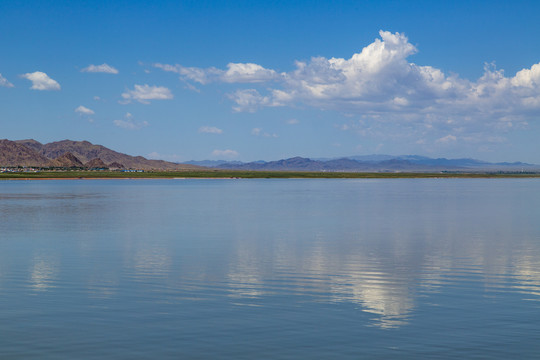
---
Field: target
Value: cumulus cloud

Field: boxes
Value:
[287,118,299,125]
[0,73,14,87]
[121,84,173,104]
[226,30,462,114]
[154,62,279,84]
[75,105,94,115]
[511,63,540,88]
[160,30,540,145]
[211,149,239,158]
[21,71,60,90]
[81,63,119,74]
[222,63,278,83]
[113,113,148,130]
[199,126,223,134]
[227,89,280,112]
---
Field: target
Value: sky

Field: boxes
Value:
[1,0,540,163]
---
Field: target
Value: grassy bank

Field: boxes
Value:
[1,170,540,179]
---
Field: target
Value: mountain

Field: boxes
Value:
[3,139,537,172]
[182,159,247,167]
[216,157,431,171]
[48,152,85,168]
[205,155,539,172]
[0,139,51,167]
[315,154,397,162]
[15,139,44,153]
[2,139,202,170]
[36,140,198,170]
[85,158,108,169]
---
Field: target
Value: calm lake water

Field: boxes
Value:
[1,179,539,359]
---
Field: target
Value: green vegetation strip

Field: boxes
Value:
[1,170,540,179]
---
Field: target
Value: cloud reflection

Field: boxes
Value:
[509,257,540,299]
[330,271,415,328]
[132,248,172,280]
[6,179,540,334]
[220,227,540,329]
[227,240,266,300]
[29,255,59,292]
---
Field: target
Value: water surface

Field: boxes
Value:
[1,179,539,358]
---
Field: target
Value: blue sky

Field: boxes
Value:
[1,0,540,163]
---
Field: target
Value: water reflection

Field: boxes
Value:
[29,254,59,292]
[2,179,540,334]
[219,233,540,328]
[211,179,540,328]
[222,239,418,327]
[86,272,119,299]
[509,257,540,298]
[227,249,266,300]
[331,266,415,328]
[132,247,172,280]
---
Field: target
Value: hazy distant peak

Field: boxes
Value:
[206,154,539,172]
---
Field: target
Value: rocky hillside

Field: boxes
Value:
[2,139,202,170]
[0,139,51,167]
[48,152,85,168]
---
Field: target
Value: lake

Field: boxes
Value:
[1,179,539,359]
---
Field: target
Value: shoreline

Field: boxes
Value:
[2,170,540,180]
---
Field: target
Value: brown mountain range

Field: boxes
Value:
[1,139,202,170]
[0,140,51,167]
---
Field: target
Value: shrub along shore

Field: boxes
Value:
[1,169,540,179]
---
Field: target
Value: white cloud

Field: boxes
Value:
[164,30,540,145]
[222,63,278,83]
[113,113,149,130]
[154,63,221,84]
[147,152,183,162]
[154,62,279,84]
[435,134,457,144]
[0,73,14,88]
[227,89,276,112]
[235,30,458,113]
[75,105,94,115]
[81,63,119,74]
[511,63,540,88]
[121,84,173,104]
[181,66,223,84]
[21,71,60,91]
[147,151,161,159]
[287,118,299,125]
[183,82,201,93]
[199,126,223,134]
[211,149,239,158]
[251,127,278,138]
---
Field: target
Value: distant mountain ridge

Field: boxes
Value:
[3,138,537,172]
[185,155,538,172]
[1,139,201,170]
